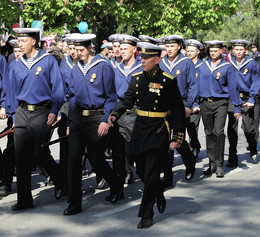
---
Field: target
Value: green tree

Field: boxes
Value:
[197,0,260,44]
[0,0,22,33]
[115,0,240,37]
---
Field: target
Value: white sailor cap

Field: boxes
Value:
[185,39,203,50]
[9,39,19,48]
[108,34,122,43]
[137,42,166,58]
[154,37,166,45]
[65,33,96,46]
[138,35,157,44]
[118,34,140,46]
[205,40,225,48]
[62,33,82,45]
[162,34,184,44]
[230,39,250,47]
[13,28,41,39]
[101,42,113,49]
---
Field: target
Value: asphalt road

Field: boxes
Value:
[0,119,260,237]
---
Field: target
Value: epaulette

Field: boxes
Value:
[163,72,174,79]
[132,71,143,77]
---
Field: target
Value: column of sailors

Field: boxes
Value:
[0,28,260,228]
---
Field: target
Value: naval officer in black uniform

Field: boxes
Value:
[108,42,185,229]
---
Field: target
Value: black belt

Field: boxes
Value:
[19,101,51,111]
[76,107,104,116]
[200,97,227,103]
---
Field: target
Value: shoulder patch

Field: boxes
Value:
[132,71,143,76]
[163,72,174,79]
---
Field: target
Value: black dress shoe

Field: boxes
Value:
[110,189,124,204]
[157,192,166,213]
[203,168,212,176]
[54,185,64,200]
[226,162,238,168]
[137,218,154,229]
[216,167,224,178]
[63,205,82,216]
[105,191,124,201]
[12,203,33,211]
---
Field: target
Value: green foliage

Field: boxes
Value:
[197,0,260,45]
[0,0,22,33]
[115,0,240,37]
[0,0,248,40]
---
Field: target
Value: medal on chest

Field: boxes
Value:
[148,82,163,96]
[216,72,221,80]
[243,68,248,75]
[36,67,42,76]
[90,73,96,83]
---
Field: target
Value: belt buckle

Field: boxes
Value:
[27,105,36,111]
[82,110,90,116]
[144,111,149,117]
[239,93,244,98]
[207,98,213,102]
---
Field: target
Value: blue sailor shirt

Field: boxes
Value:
[8,49,65,115]
[197,58,241,113]
[0,55,8,108]
[230,55,260,104]
[114,57,142,99]
[159,53,198,109]
[69,55,117,123]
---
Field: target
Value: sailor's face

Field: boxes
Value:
[120,44,136,61]
[18,37,36,54]
[165,43,180,58]
[113,42,121,57]
[233,46,246,60]
[76,45,89,61]
[186,46,200,60]
[209,48,222,60]
[68,45,78,59]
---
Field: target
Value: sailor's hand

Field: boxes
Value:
[47,113,57,125]
[98,122,109,136]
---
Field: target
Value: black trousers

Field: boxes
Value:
[14,106,63,205]
[109,123,127,184]
[0,117,15,187]
[135,148,166,218]
[254,95,260,142]
[67,110,120,207]
[57,111,69,191]
[228,101,257,161]
[187,112,201,151]
[200,99,228,167]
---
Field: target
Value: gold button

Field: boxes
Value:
[160,86,163,89]
[154,107,156,110]
[136,77,139,80]
[163,79,166,82]
[136,91,139,94]
[136,84,138,87]
[137,99,139,102]
[155,100,158,103]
